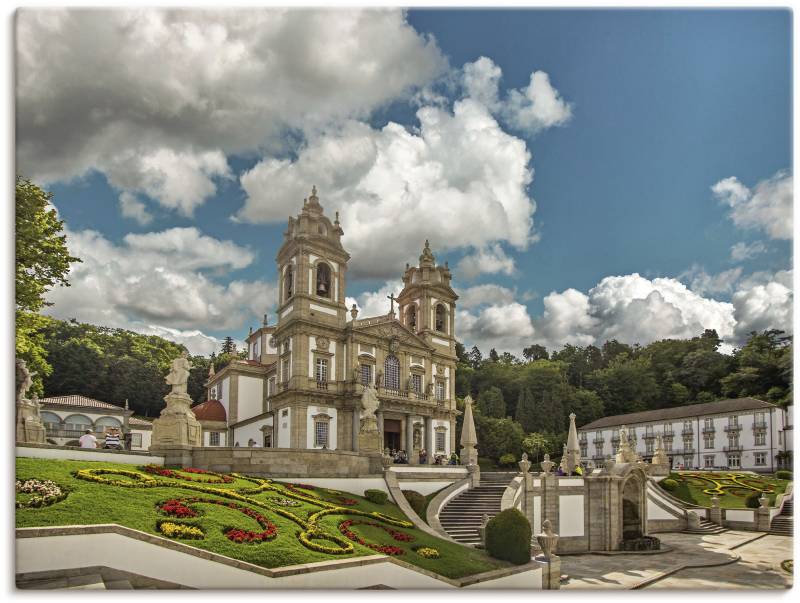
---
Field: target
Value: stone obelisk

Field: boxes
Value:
[460,394,478,466]
[565,412,582,473]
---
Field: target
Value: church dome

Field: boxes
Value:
[192,399,226,422]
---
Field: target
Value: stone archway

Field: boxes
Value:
[622,475,643,540]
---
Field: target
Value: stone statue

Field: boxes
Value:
[375,369,383,388]
[615,424,639,464]
[360,384,380,420]
[165,351,191,396]
[413,424,422,449]
[352,365,361,384]
[15,359,46,444]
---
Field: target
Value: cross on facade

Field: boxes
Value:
[387,293,397,315]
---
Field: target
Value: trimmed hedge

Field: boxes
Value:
[485,508,531,565]
[745,492,763,509]
[775,470,793,480]
[660,478,678,492]
[403,490,426,517]
[364,489,388,505]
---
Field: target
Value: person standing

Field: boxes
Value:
[78,429,97,448]
[104,429,121,449]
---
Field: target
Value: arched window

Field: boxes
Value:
[406,305,417,332]
[316,262,331,297]
[435,304,447,333]
[384,354,400,391]
[95,416,122,434]
[40,412,61,431]
[64,414,92,434]
[284,266,294,300]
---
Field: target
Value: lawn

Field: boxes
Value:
[16,458,506,579]
[660,471,791,509]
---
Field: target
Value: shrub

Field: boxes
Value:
[498,453,517,467]
[485,508,531,565]
[403,490,426,517]
[745,492,763,509]
[776,470,793,480]
[364,489,388,505]
[660,478,678,492]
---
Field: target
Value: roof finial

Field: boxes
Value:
[124,398,129,410]
[263,313,268,326]
[312,185,317,197]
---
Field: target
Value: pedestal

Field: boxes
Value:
[16,401,46,444]
[358,417,383,454]
[150,392,202,449]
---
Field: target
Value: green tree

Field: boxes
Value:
[514,387,536,432]
[474,414,524,461]
[522,432,550,464]
[522,344,548,361]
[564,388,604,428]
[468,345,483,369]
[721,330,792,402]
[220,336,237,355]
[488,348,500,362]
[586,356,659,416]
[477,386,506,418]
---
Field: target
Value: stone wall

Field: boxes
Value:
[17,443,164,466]
[173,447,383,477]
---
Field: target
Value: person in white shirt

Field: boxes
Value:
[78,429,97,449]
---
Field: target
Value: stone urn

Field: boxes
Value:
[518,452,531,474]
[540,454,554,475]
[536,519,559,560]
[758,493,770,509]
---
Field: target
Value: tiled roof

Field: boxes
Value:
[39,395,125,412]
[579,397,777,431]
[128,416,153,427]
[192,399,227,422]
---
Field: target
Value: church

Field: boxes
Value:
[193,187,459,463]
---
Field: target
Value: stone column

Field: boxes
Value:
[425,416,434,464]
[710,496,722,526]
[352,408,360,452]
[756,494,771,531]
[377,411,384,450]
[406,414,415,463]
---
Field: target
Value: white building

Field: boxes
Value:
[38,395,153,451]
[578,397,793,473]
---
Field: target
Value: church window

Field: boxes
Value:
[407,305,417,332]
[316,262,331,297]
[315,420,329,448]
[209,432,220,446]
[284,266,293,300]
[384,354,400,391]
[411,373,422,395]
[435,380,446,401]
[316,358,328,383]
[435,430,446,453]
[360,363,372,386]
[435,304,446,332]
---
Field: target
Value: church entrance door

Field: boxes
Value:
[384,419,401,451]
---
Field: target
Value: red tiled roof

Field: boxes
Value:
[129,416,153,427]
[40,395,124,411]
[192,399,227,422]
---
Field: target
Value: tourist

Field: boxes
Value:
[448,452,459,465]
[103,429,121,449]
[419,449,427,464]
[78,429,97,449]
[247,438,256,447]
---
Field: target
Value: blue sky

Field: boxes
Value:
[19,9,792,356]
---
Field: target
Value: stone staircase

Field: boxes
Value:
[438,472,515,546]
[684,517,727,535]
[770,499,793,536]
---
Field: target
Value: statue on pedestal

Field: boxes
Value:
[615,424,639,464]
[15,359,46,444]
[358,384,382,453]
[150,352,202,449]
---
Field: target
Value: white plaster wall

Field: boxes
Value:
[16,446,164,465]
[237,375,264,423]
[306,406,338,450]
[277,407,291,448]
[558,495,585,537]
[725,509,755,522]
[647,498,679,520]
[233,417,273,448]
[218,377,230,418]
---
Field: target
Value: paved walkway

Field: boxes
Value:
[561,531,793,590]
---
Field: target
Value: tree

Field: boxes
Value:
[489,348,500,362]
[514,387,536,432]
[586,356,659,416]
[468,346,483,369]
[522,344,548,362]
[564,388,604,428]
[721,330,792,402]
[16,177,81,312]
[522,432,550,464]
[474,414,524,461]
[477,386,506,418]
[220,336,237,355]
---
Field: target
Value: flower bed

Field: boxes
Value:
[337,519,415,555]
[15,478,67,509]
[413,546,441,559]
[156,519,204,540]
[141,465,234,484]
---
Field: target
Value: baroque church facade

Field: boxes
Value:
[194,188,459,463]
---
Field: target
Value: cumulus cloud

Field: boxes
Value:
[43,226,276,351]
[730,241,767,262]
[129,323,222,357]
[119,192,153,226]
[731,269,793,342]
[457,244,517,280]
[346,281,403,319]
[679,264,743,296]
[16,8,446,214]
[456,284,518,309]
[712,170,793,240]
[457,302,537,355]
[239,98,536,278]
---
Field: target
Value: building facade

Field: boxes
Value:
[196,188,459,462]
[578,398,793,473]
[38,395,153,451]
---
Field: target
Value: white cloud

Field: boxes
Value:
[712,170,793,240]
[457,302,536,355]
[239,98,536,278]
[130,323,222,357]
[456,284,518,309]
[679,264,743,296]
[44,227,276,341]
[730,241,766,262]
[119,192,153,226]
[731,269,793,342]
[16,8,446,214]
[456,244,516,280]
[345,281,403,319]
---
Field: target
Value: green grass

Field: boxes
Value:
[661,471,790,509]
[15,458,506,579]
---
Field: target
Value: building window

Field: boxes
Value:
[435,380,446,401]
[131,433,142,448]
[406,305,417,332]
[729,415,739,427]
[209,432,221,446]
[612,444,619,455]
[704,434,714,449]
[264,433,272,448]
[728,454,741,469]
[360,363,372,386]
[315,358,328,383]
[754,452,766,466]
[664,424,673,435]
[595,445,603,458]
[282,409,289,417]
[646,441,654,455]
[683,436,692,451]
[704,455,715,468]
[284,266,293,300]
[664,439,672,452]
[580,444,588,458]
[384,354,400,390]
[435,430,446,453]
[755,432,766,446]
[411,373,422,394]
[314,420,329,448]
[282,358,290,383]
[778,431,784,445]
[316,262,331,297]
[728,434,739,449]
[435,304,446,332]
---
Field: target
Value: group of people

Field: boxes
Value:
[78,428,126,450]
[386,449,460,465]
